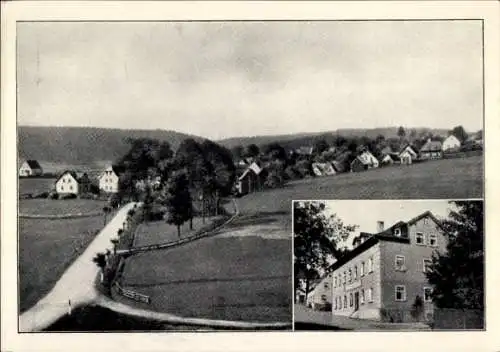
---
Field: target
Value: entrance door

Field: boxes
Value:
[354,292,359,311]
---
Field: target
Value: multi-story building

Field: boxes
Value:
[329,211,447,322]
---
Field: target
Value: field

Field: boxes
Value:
[133,216,224,247]
[119,234,291,322]
[20,199,106,216]
[19,177,56,195]
[237,156,483,218]
[19,214,107,312]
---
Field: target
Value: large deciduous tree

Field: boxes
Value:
[426,201,484,310]
[450,125,469,143]
[163,171,193,238]
[245,144,260,158]
[294,201,357,299]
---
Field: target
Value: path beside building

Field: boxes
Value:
[294,304,430,331]
[19,202,137,332]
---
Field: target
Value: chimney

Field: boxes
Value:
[377,221,384,233]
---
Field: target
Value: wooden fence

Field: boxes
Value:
[114,282,151,304]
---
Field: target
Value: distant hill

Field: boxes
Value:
[217,127,451,150]
[18,126,204,166]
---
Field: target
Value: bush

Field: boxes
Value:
[49,192,59,200]
[80,193,98,200]
[34,191,50,199]
[61,193,77,200]
[108,193,122,208]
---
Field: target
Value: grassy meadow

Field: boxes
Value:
[133,216,224,247]
[19,198,106,216]
[19,177,56,195]
[238,155,483,215]
[19,210,107,312]
[119,234,292,323]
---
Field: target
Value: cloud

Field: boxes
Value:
[17,21,483,139]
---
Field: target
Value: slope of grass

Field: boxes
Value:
[19,178,56,195]
[133,216,224,247]
[237,156,483,217]
[19,216,105,312]
[119,234,292,323]
[19,199,106,216]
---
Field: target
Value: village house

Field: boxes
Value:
[306,276,332,310]
[380,154,398,165]
[295,146,314,156]
[328,211,447,322]
[442,135,462,152]
[19,160,43,177]
[236,162,267,195]
[398,145,418,165]
[99,166,120,193]
[312,162,337,177]
[419,139,443,160]
[55,171,83,195]
[350,150,379,172]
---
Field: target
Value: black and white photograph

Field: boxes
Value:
[2,2,494,344]
[293,200,484,331]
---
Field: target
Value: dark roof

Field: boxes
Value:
[380,146,393,155]
[328,234,409,273]
[327,211,441,273]
[331,160,345,173]
[25,160,42,169]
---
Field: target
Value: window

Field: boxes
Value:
[321,294,327,302]
[350,293,353,307]
[324,282,329,289]
[424,287,433,302]
[354,266,358,280]
[69,185,73,191]
[61,185,65,191]
[360,289,365,304]
[348,269,352,283]
[428,233,437,247]
[367,288,373,302]
[368,257,373,273]
[394,228,401,237]
[395,285,406,301]
[423,218,429,225]
[343,271,346,284]
[344,295,347,308]
[423,259,432,273]
[334,276,337,288]
[334,297,338,310]
[416,232,424,245]
[395,255,405,271]
[360,262,365,276]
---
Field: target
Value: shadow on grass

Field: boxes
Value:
[44,305,291,331]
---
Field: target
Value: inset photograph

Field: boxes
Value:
[294,200,484,331]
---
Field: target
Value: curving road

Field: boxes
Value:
[19,202,138,332]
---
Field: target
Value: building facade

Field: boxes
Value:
[419,139,443,160]
[55,171,80,195]
[330,211,447,322]
[442,135,462,152]
[99,166,120,193]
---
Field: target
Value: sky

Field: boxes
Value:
[320,200,457,250]
[17,21,483,140]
